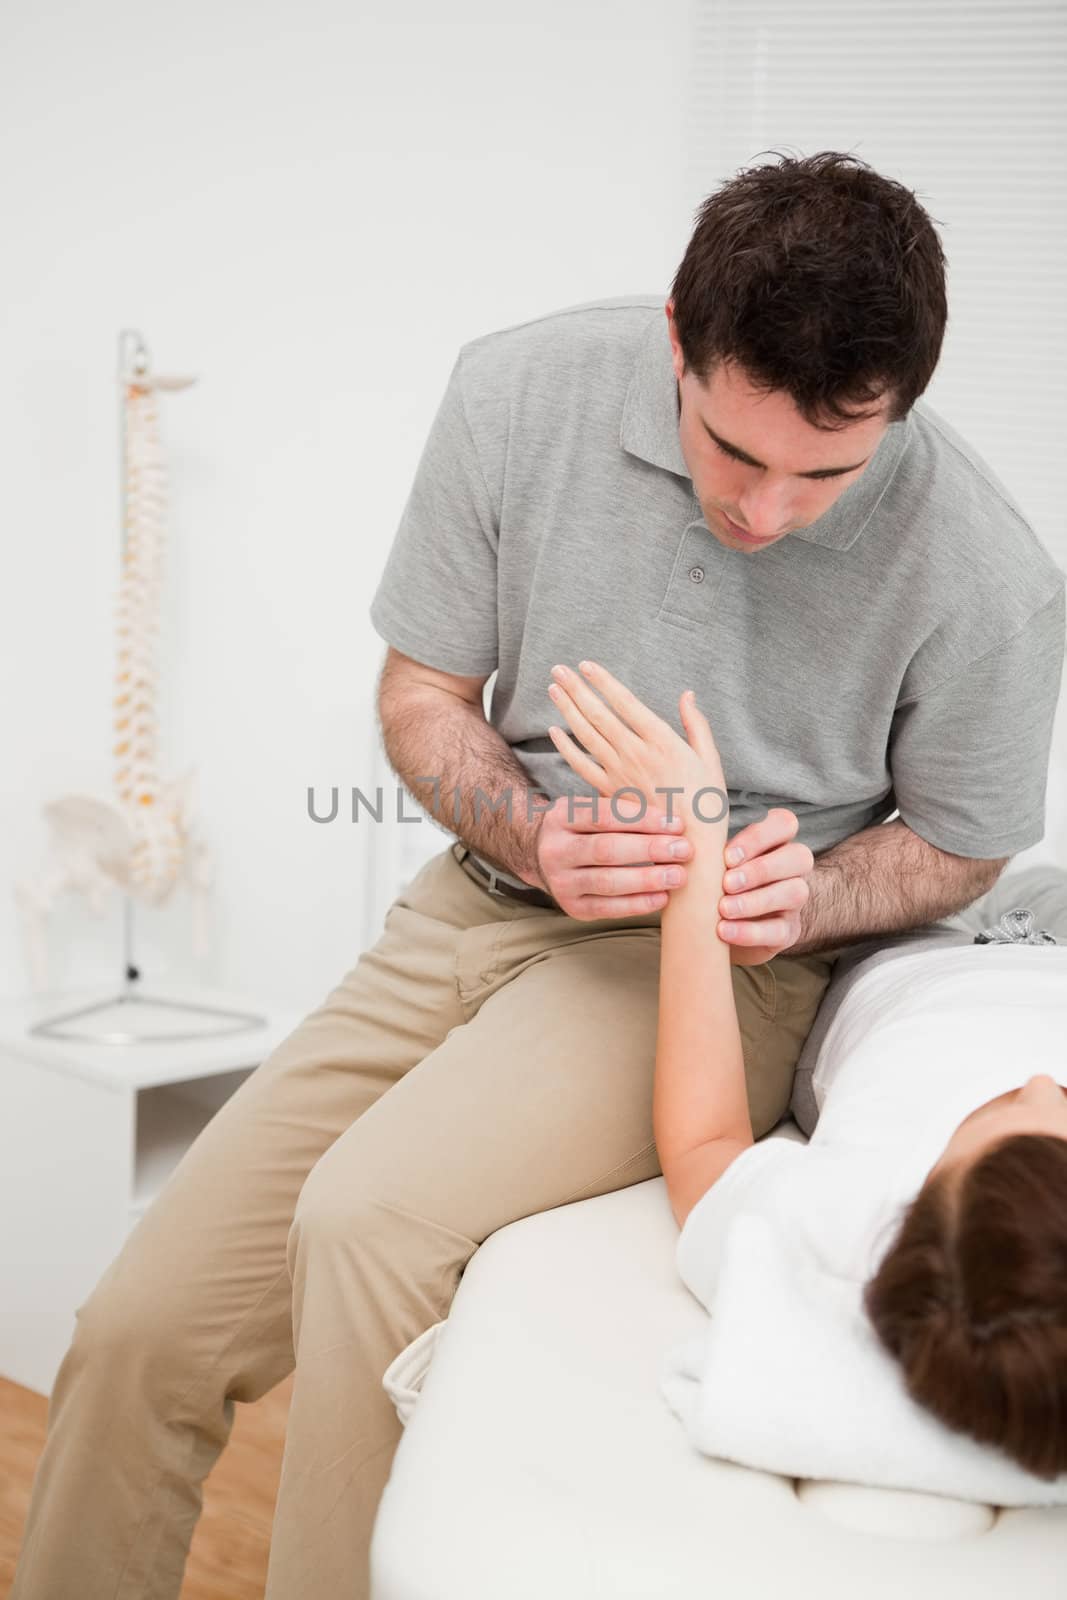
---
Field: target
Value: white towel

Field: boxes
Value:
[660,1206,1067,1506]
[382,1319,448,1427]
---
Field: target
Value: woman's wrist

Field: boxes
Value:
[683,806,730,865]
[673,813,730,899]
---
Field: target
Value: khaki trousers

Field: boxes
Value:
[12,841,841,1600]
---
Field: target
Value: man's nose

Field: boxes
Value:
[736,484,793,535]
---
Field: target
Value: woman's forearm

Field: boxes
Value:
[654,816,754,1167]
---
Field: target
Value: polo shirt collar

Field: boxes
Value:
[620,312,912,552]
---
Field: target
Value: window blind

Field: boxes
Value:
[683,0,1067,858]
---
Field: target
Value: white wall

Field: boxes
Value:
[0,0,691,1012]
[3,2,1064,1020]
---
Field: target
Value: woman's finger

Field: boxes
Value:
[679,689,720,764]
[547,680,618,771]
[547,723,613,797]
[551,663,633,756]
[574,660,667,741]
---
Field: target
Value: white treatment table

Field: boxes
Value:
[370,1111,1067,1598]
[369,870,1067,1593]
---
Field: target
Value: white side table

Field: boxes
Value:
[0,984,302,1395]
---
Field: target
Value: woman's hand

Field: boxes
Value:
[545,660,727,846]
[544,660,815,963]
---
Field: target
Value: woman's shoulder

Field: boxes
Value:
[675,1136,903,1309]
[675,1135,807,1308]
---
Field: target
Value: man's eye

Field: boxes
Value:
[711,436,847,482]
[713,440,747,466]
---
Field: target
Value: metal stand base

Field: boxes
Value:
[29,985,268,1046]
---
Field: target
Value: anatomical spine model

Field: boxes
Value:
[14,335,214,992]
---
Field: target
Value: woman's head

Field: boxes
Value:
[934,1075,1067,1168]
[862,1076,1067,1480]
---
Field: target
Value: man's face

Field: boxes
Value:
[665,303,892,552]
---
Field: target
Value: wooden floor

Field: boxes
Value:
[0,1370,293,1599]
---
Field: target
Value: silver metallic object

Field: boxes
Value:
[973,907,1060,947]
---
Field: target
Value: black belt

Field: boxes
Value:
[454,845,560,910]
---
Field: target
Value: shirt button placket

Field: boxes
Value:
[657,520,726,625]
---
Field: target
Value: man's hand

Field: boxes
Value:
[525,657,816,957]
[522,793,696,920]
[532,791,814,961]
[716,807,814,965]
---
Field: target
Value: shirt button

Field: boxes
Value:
[688,566,705,583]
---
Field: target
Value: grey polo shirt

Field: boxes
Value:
[370,295,1066,889]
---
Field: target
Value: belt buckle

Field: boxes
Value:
[485,867,510,900]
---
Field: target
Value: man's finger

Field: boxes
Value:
[719,877,809,920]
[574,830,693,867]
[561,796,686,832]
[578,891,670,919]
[722,839,813,891]
[571,862,688,900]
[724,806,799,865]
[719,914,796,946]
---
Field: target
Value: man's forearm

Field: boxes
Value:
[378,683,546,884]
[788,819,1007,957]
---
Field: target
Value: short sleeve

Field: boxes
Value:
[369,351,499,677]
[889,583,1066,859]
[675,1139,801,1311]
